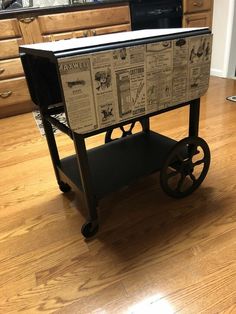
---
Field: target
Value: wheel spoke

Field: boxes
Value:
[193,157,205,166]
[176,174,186,192]
[189,172,196,182]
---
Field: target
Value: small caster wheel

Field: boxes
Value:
[59,182,71,193]
[81,221,99,238]
[160,136,210,198]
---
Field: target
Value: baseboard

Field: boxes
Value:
[210,68,225,77]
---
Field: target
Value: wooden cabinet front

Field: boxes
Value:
[0,18,22,39]
[18,17,43,44]
[183,0,213,28]
[0,58,24,80]
[91,23,131,36]
[43,24,131,42]
[183,12,212,28]
[38,5,131,34]
[42,30,85,42]
[184,0,211,13]
[0,77,32,118]
[0,38,24,60]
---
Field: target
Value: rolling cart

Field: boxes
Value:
[20,28,212,238]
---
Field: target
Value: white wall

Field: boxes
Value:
[211,0,236,78]
[227,1,236,77]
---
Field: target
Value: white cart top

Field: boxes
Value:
[21,28,208,53]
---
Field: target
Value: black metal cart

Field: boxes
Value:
[20,28,212,238]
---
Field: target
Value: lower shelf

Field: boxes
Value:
[59,131,177,199]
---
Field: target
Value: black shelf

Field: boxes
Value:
[59,131,177,199]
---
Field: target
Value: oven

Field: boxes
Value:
[130,0,183,30]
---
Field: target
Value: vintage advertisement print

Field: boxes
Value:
[58,33,212,134]
[113,45,146,120]
[91,51,117,128]
[146,40,173,112]
[59,57,98,133]
[187,35,212,100]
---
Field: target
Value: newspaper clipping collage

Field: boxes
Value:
[59,33,212,134]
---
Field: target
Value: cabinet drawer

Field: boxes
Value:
[42,30,85,42]
[0,38,24,60]
[0,77,31,108]
[42,24,131,42]
[183,12,212,28]
[184,0,211,13]
[0,19,22,40]
[38,5,131,34]
[0,58,24,80]
[91,24,131,36]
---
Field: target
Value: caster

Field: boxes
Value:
[59,181,71,193]
[81,221,99,238]
[160,136,210,198]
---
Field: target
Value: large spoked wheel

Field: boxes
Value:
[81,221,99,238]
[160,136,210,198]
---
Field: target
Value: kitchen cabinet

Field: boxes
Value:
[0,18,32,118]
[0,3,131,118]
[183,0,214,28]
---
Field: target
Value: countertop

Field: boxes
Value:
[0,0,129,19]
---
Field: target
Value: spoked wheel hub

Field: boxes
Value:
[160,136,210,198]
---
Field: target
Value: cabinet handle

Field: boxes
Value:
[19,17,35,23]
[193,1,203,7]
[83,30,89,37]
[0,90,12,98]
[0,68,5,75]
[92,30,97,36]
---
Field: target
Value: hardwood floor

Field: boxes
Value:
[0,76,235,313]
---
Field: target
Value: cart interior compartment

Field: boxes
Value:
[60,131,177,198]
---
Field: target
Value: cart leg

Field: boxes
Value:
[189,98,200,137]
[41,113,70,192]
[73,133,99,238]
[140,117,150,133]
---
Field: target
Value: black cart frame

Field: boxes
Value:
[20,28,211,237]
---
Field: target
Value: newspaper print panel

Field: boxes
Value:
[58,33,212,134]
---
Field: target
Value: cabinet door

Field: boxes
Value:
[183,12,212,28]
[90,24,131,36]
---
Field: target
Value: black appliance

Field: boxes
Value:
[130,0,183,30]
